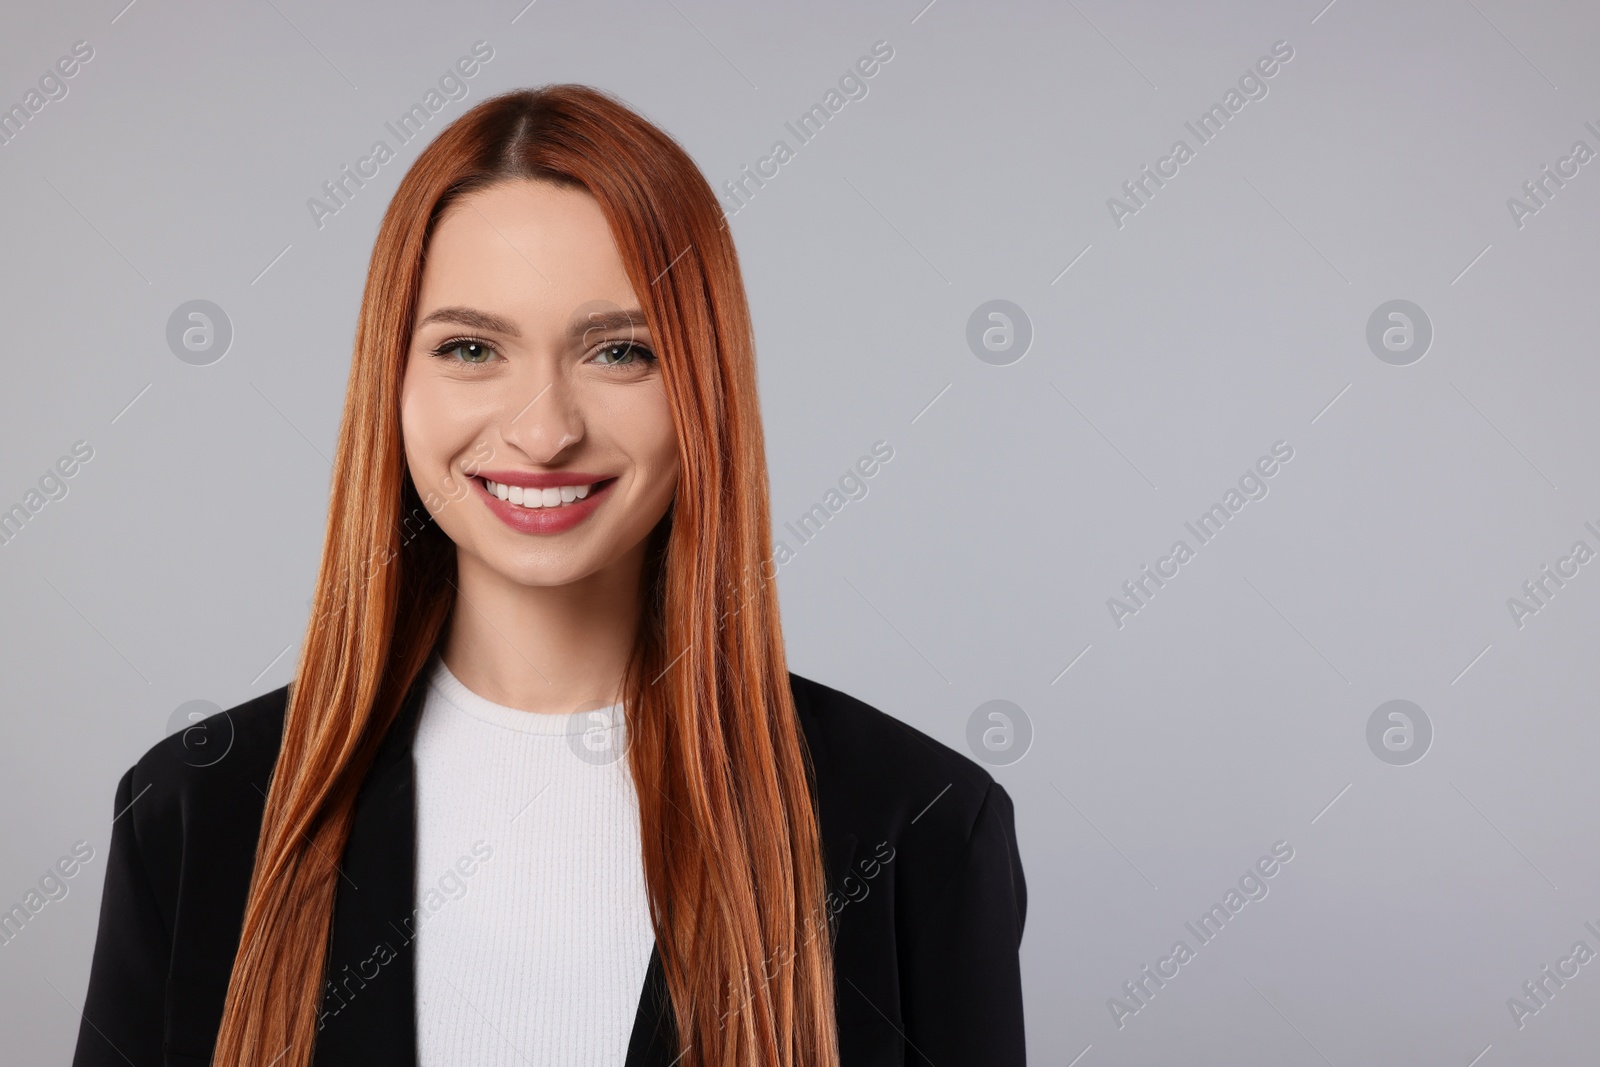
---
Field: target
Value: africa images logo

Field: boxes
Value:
[1106,441,1295,629]
[1105,40,1295,229]
[306,41,495,230]
[1108,841,1296,1029]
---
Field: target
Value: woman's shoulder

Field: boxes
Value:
[786,671,1013,874]
[119,686,291,857]
[785,673,1028,1061]
[131,685,290,789]
[787,671,994,788]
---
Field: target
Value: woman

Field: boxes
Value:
[71,85,1026,1067]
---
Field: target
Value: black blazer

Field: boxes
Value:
[71,670,1027,1066]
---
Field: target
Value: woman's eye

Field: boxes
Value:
[592,341,655,367]
[433,339,495,364]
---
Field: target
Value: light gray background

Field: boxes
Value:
[3,1,1598,1063]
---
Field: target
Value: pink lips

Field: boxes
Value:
[474,474,617,535]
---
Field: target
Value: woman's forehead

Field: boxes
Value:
[418,181,640,337]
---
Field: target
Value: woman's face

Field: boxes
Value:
[400,178,678,588]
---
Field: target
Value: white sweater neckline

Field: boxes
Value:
[425,653,623,737]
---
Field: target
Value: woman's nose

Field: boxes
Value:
[500,366,584,461]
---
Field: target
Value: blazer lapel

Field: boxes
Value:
[312,676,429,1066]
[827,832,859,900]
[623,942,679,1066]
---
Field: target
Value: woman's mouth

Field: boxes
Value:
[472,473,618,535]
[479,476,616,510]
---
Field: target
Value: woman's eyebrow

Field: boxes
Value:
[570,308,651,339]
[416,306,521,336]
[416,306,650,340]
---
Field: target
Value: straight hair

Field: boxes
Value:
[211,84,840,1067]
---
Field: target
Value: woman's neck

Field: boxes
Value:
[438,543,645,715]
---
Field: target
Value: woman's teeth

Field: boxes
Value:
[483,478,594,509]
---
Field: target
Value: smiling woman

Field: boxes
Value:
[71,85,1026,1067]
[402,183,677,561]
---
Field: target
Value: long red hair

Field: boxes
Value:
[212,85,839,1067]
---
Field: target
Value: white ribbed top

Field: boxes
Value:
[412,653,655,1066]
